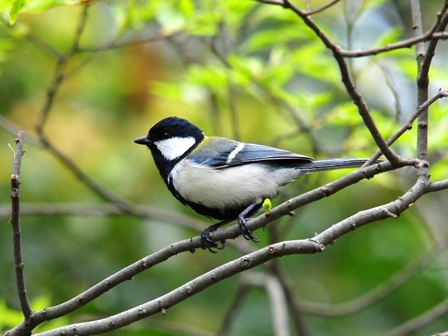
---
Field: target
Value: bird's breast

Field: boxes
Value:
[169,160,283,215]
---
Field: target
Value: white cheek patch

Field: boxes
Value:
[155,136,196,161]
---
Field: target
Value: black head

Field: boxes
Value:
[134,117,205,146]
[151,117,204,143]
[134,117,205,179]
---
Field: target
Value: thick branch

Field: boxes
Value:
[31,167,430,336]
[5,160,404,336]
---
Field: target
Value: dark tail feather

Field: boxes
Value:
[298,158,373,173]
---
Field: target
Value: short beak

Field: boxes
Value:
[134,136,152,145]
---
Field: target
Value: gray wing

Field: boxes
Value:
[189,137,313,169]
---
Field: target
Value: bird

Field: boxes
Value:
[134,116,374,252]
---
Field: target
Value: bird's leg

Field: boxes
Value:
[200,220,230,253]
[238,202,260,242]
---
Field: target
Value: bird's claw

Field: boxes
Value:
[238,217,260,242]
[200,227,226,253]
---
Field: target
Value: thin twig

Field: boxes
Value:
[39,136,136,212]
[205,33,322,153]
[256,0,448,58]
[78,30,176,52]
[71,4,90,53]
[305,0,340,16]
[264,0,402,166]
[10,131,33,321]
[377,62,403,122]
[364,90,448,166]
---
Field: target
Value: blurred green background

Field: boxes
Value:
[1,0,448,335]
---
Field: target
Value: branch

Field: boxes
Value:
[413,1,448,161]
[260,0,402,166]
[365,89,448,165]
[9,131,33,320]
[35,5,90,133]
[0,203,205,229]
[5,160,407,336]
[257,0,448,58]
[427,179,448,192]
[28,166,430,336]
[38,136,137,213]
[305,0,340,15]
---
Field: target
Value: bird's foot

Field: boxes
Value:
[238,216,260,242]
[200,227,226,253]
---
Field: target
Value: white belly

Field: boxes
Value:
[170,160,303,210]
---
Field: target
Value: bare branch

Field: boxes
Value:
[365,90,448,166]
[305,0,340,15]
[261,0,402,165]
[256,0,447,59]
[25,167,430,336]
[413,1,448,161]
[38,136,136,213]
[427,179,448,193]
[5,160,412,336]
[9,131,33,320]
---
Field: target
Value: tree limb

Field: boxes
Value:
[9,131,33,321]
[27,166,430,336]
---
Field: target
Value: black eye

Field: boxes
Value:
[163,132,171,139]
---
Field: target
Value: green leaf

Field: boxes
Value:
[9,0,25,24]
[0,0,15,12]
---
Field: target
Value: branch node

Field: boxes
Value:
[319,185,332,197]
[308,238,325,252]
[383,208,398,219]
[240,257,251,268]
[138,308,148,316]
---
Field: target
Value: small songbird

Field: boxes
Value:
[135,117,371,252]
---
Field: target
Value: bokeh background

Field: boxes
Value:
[1,0,448,335]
